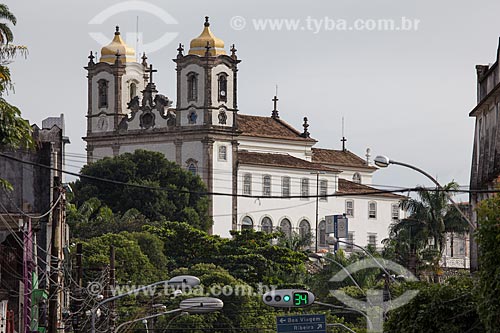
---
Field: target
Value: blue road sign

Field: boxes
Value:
[276,314,326,333]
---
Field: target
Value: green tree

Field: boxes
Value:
[72,149,211,230]
[385,276,483,332]
[475,194,500,331]
[384,182,468,275]
[0,3,33,190]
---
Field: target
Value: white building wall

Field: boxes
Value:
[119,143,176,161]
[236,165,338,237]
[212,140,234,237]
[238,137,314,160]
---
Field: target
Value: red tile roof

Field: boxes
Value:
[337,178,405,199]
[238,151,340,173]
[237,114,316,142]
[312,148,377,170]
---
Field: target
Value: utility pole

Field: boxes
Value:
[315,172,319,252]
[109,245,116,332]
[73,243,83,333]
[49,176,62,333]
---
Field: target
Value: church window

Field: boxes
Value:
[243,173,252,195]
[98,79,108,108]
[129,82,137,101]
[346,200,354,217]
[282,176,290,198]
[218,145,227,161]
[368,201,377,219]
[353,172,362,184]
[392,203,400,220]
[242,216,253,231]
[280,218,292,238]
[299,219,311,240]
[301,178,309,199]
[263,175,271,197]
[261,217,273,233]
[319,179,328,201]
[187,72,198,102]
[318,220,326,247]
[188,111,198,124]
[188,163,197,175]
[368,233,377,247]
[218,73,228,102]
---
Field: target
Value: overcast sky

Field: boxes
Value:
[5,0,500,196]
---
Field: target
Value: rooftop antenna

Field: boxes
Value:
[341,116,347,151]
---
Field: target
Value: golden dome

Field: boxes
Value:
[100,26,136,64]
[189,17,226,57]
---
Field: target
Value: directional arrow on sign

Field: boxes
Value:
[280,318,286,324]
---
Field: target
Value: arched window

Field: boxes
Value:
[242,216,253,231]
[301,178,309,199]
[243,173,252,195]
[353,172,362,184]
[218,73,228,102]
[98,79,108,108]
[218,145,227,161]
[263,175,271,197]
[188,163,197,175]
[187,73,198,102]
[280,218,292,238]
[299,219,311,239]
[318,220,326,247]
[261,217,273,234]
[129,82,137,100]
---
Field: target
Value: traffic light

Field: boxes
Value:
[262,289,315,307]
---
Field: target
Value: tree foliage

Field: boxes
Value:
[72,149,212,231]
[385,276,483,332]
[475,194,500,331]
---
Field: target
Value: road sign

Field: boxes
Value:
[335,215,348,239]
[277,314,326,333]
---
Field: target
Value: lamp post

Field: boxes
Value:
[311,171,325,252]
[373,155,474,230]
[90,275,200,333]
[115,297,223,333]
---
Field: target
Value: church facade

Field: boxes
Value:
[83,18,404,250]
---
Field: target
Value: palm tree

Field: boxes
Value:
[0,4,27,66]
[384,182,468,277]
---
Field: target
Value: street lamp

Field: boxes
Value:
[90,275,200,333]
[374,155,475,231]
[115,297,223,333]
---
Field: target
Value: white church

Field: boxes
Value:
[83,17,404,250]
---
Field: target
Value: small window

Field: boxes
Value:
[263,175,271,197]
[345,200,354,217]
[319,179,328,201]
[129,82,137,100]
[188,163,197,175]
[98,79,108,108]
[243,173,252,195]
[318,220,326,247]
[368,233,377,247]
[391,203,400,221]
[301,178,309,199]
[187,73,198,102]
[368,202,377,219]
[218,146,227,161]
[218,73,228,102]
[261,217,273,233]
[282,176,290,198]
[242,216,253,231]
[346,232,354,251]
[353,172,362,184]
[299,219,311,240]
[280,218,292,238]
